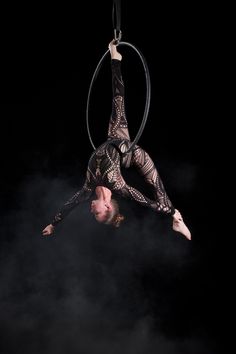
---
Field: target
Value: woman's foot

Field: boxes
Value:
[173,220,191,240]
[172,209,191,240]
[109,40,122,61]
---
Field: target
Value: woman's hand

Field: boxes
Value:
[42,224,55,236]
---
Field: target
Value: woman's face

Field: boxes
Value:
[90,199,111,222]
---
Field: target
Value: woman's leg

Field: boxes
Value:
[131,146,191,239]
[131,146,175,215]
[107,42,130,141]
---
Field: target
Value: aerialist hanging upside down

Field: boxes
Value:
[42,40,191,240]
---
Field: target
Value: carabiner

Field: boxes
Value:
[114,29,122,45]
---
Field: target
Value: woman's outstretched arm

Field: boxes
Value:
[42,178,94,236]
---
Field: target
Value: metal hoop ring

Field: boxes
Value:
[86,41,151,155]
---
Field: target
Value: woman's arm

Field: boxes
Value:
[51,184,93,226]
[42,176,94,236]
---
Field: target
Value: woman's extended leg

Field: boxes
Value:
[131,146,191,239]
[131,146,175,215]
[107,41,131,141]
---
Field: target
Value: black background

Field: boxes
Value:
[0,1,229,354]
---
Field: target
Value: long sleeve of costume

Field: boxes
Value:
[51,180,93,226]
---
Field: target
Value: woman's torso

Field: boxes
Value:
[87,139,133,191]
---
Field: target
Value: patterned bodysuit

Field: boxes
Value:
[52,59,175,226]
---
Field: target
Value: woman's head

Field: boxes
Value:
[90,198,124,227]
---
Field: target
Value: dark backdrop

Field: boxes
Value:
[0,1,228,354]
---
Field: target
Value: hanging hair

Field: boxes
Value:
[105,198,125,228]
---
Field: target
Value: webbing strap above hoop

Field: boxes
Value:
[86,41,151,155]
[112,0,122,43]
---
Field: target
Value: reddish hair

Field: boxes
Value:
[105,199,125,228]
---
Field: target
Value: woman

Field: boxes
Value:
[42,40,191,240]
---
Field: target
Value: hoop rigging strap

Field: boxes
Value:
[112,0,122,42]
[86,41,151,156]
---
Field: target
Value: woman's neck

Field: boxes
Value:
[96,186,112,201]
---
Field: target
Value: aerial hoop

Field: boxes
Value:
[86,41,151,155]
